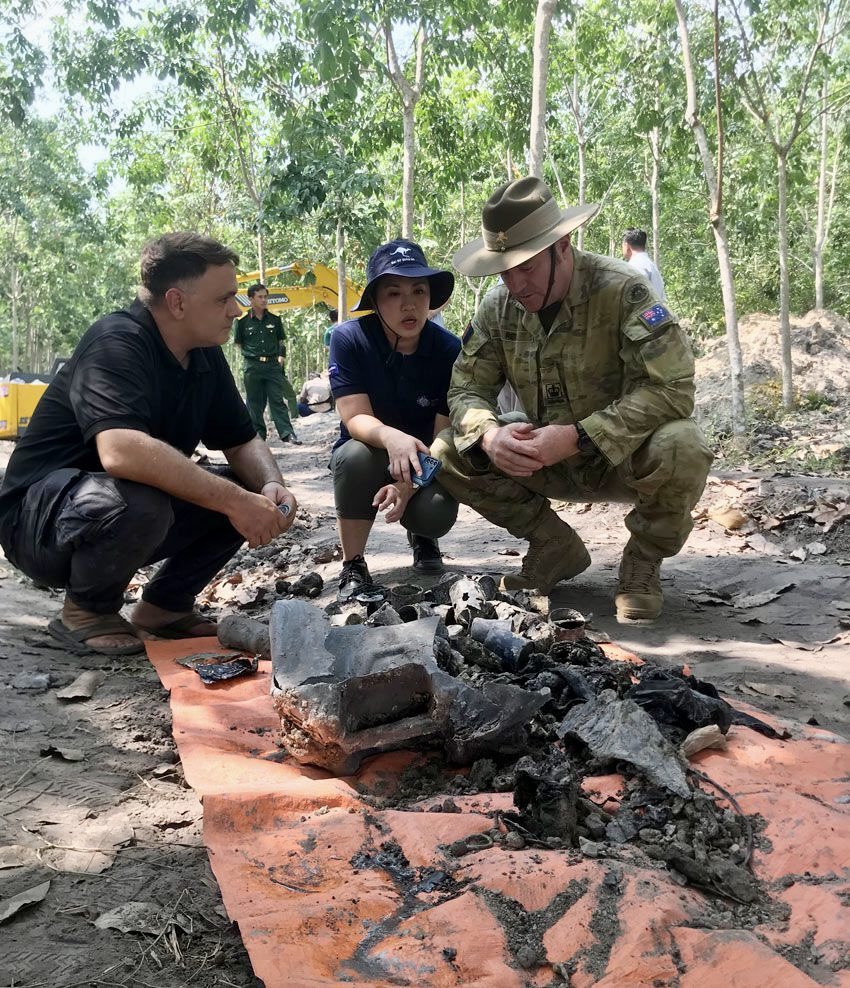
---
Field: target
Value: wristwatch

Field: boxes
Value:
[575,422,597,454]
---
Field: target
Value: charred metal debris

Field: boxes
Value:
[219,573,789,906]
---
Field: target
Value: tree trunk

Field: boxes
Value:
[814,79,828,309]
[649,125,661,266]
[813,84,841,310]
[674,0,746,435]
[401,101,416,238]
[566,73,588,250]
[528,0,557,177]
[257,231,266,283]
[576,136,587,250]
[776,150,794,409]
[384,22,426,240]
[25,300,34,371]
[336,217,347,318]
[9,264,20,372]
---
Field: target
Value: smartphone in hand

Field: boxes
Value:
[412,452,442,488]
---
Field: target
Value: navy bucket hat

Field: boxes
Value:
[352,239,455,312]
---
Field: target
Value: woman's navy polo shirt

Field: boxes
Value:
[328,314,461,450]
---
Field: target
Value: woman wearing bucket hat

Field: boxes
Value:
[328,239,461,600]
[431,176,713,622]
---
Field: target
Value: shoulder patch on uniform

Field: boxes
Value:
[461,323,474,345]
[638,304,673,329]
[626,282,650,305]
[328,363,340,378]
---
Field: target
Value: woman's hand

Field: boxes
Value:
[373,481,415,523]
[384,429,429,485]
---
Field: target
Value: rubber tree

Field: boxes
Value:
[384,21,427,238]
[673,0,745,436]
[813,103,843,309]
[549,1,618,249]
[528,0,557,177]
[811,32,848,309]
[727,0,849,408]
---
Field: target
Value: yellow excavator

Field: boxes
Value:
[236,262,363,318]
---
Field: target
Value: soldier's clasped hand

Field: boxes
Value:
[481,422,545,477]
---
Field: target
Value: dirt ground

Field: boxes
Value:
[2,322,849,986]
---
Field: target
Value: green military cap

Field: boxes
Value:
[453,176,600,277]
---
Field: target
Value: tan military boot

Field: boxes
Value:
[616,544,663,621]
[501,512,591,593]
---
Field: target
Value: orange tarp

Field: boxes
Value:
[147,639,850,988]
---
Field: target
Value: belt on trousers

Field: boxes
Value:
[250,355,276,362]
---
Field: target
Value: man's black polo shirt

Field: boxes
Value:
[0,299,255,546]
[328,314,461,451]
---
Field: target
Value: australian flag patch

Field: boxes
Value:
[638,304,673,329]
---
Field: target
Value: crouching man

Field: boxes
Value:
[432,177,712,621]
[0,233,297,655]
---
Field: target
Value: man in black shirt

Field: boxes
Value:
[0,233,297,655]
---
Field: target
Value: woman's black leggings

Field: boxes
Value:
[330,440,458,539]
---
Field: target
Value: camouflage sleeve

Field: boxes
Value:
[580,286,696,467]
[447,312,506,455]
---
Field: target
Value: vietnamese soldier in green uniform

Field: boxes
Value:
[234,283,301,445]
[432,177,713,621]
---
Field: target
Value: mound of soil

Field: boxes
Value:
[694,309,850,469]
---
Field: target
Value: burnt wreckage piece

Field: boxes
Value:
[256,571,781,776]
[268,598,548,774]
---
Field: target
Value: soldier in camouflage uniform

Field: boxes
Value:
[432,177,713,621]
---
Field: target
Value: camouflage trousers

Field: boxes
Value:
[432,418,713,559]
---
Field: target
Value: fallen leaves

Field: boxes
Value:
[707,506,749,530]
[56,670,105,701]
[731,583,796,608]
[94,901,192,936]
[24,815,135,875]
[0,880,50,923]
[740,682,796,700]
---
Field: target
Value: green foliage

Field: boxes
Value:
[0,2,46,124]
[0,0,847,374]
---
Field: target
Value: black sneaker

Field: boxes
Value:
[338,555,372,600]
[408,532,444,574]
[282,433,302,446]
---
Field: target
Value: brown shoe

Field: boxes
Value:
[501,512,591,593]
[616,545,663,621]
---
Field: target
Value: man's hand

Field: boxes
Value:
[384,430,430,485]
[481,422,544,477]
[524,424,579,466]
[261,481,297,533]
[373,482,414,524]
[228,488,295,548]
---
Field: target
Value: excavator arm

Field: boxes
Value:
[236,262,364,317]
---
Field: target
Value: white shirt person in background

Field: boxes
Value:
[622,228,667,301]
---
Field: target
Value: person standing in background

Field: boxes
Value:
[324,308,338,349]
[622,228,667,301]
[234,283,301,445]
